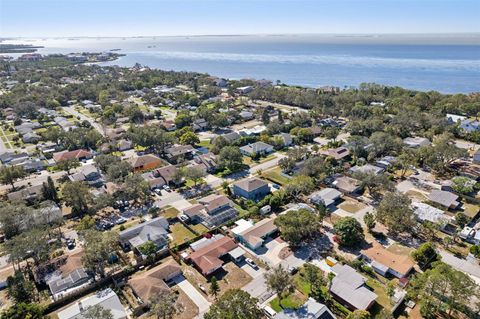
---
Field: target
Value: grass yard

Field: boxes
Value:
[190,223,209,235]
[169,223,196,246]
[112,219,140,232]
[161,206,180,219]
[293,272,311,296]
[262,167,291,186]
[386,243,414,256]
[197,140,212,150]
[462,203,479,218]
[366,278,392,315]
[270,290,308,312]
[337,199,366,214]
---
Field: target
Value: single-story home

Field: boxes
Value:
[275,297,336,319]
[240,141,274,157]
[232,177,270,201]
[427,189,460,210]
[53,149,92,163]
[129,154,164,172]
[349,164,384,176]
[119,217,170,254]
[58,289,127,319]
[320,146,350,161]
[181,194,238,229]
[308,188,342,207]
[276,132,293,147]
[403,137,431,148]
[330,264,378,311]
[142,165,179,189]
[165,144,195,163]
[234,217,277,250]
[412,202,452,228]
[128,259,182,303]
[187,235,238,276]
[48,268,92,300]
[361,243,415,278]
[332,175,362,194]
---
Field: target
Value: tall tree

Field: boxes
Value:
[148,290,183,319]
[218,146,243,172]
[56,158,81,175]
[204,289,262,319]
[83,305,114,319]
[62,181,92,216]
[376,192,415,234]
[82,230,119,278]
[42,176,58,202]
[264,265,295,302]
[333,217,365,247]
[0,166,27,190]
[1,303,44,319]
[210,276,220,300]
[274,209,321,246]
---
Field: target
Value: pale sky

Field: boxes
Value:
[1,0,479,37]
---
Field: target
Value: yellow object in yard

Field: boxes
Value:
[326,256,337,267]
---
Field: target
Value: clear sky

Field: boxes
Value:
[1,0,479,37]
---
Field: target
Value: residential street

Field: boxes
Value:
[63,106,105,137]
[249,153,287,174]
[439,250,480,284]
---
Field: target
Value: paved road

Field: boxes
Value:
[249,153,286,174]
[439,250,480,282]
[173,275,211,317]
[63,106,105,137]
[0,126,10,153]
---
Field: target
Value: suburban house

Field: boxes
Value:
[349,164,384,176]
[427,190,460,210]
[275,298,336,319]
[332,175,362,194]
[308,188,342,207]
[48,268,92,300]
[117,139,133,151]
[446,113,467,124]
[165,144,195,163]
[403,136,431,148]
[192,118,209,131]
[412,202,452,229]
[53,149,92,163]
[129,154,164,172]
[188,153,218,173]
[22,132,41,143]
[236,86,253,94]
[460,119,480,133]
[232,177,270,201]
[0,151,29,164]
[58,289,127,319]
[320,146,350,161]
[240,141,274,157]
[128,259,182,303]
[181,194,238,229]
[7,183,43,202]
[239,110,254,120]
[276,132,293,147]
[160,120,177,132]
[68,164,103,187]
[361,243,416,278]
[216,131,241,143]
[142,165,178,189]
[119,217,170,254]
[187,235,238,276]
[233,217,277,250]
[330,264,378,311]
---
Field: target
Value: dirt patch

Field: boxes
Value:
[279,247,293,260]
[387,243,414,256]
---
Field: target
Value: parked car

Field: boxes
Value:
[66,239,76,250]
[198,284,207,294]
[154,188,162,195]
[163,185,171,192]
[245,258,258,270]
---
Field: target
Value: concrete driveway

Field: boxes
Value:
[173,275,211,314]
[154,191,190,209]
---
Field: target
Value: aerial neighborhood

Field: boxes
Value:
[1,53,480,319]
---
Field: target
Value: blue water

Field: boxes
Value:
[5,35,480,93]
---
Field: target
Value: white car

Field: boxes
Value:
[162,185,171,192]
[154,188,162,195]
[245,258,258,270]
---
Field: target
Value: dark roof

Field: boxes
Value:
[48,268,90,295]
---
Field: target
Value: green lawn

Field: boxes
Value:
[293,273,311,296]
[262,167,290,186]
[197,140,212,150]
[191,223,209,235]
[161,207,180,219]
[270,291,308,312]
[169,223,196,246]
[366,278,392,315]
